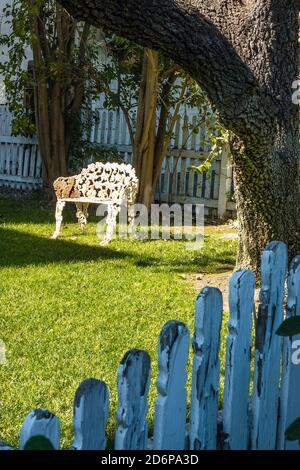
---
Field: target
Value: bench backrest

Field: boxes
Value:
[54,162,139,203]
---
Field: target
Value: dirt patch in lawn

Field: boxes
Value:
[204,224,239,240]
[189,271,260,313]
[190,271,232,312]
[189,224,259,312]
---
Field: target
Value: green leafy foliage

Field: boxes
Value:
[98,35,227,158]
[0,0,35,136]
[285,418,300,441]
[69,143,123,172]
[24,435,55,450]
[276,316,300,336]
[0,1,228,181]
[276,315,300,441]
[0,0,109,164]
[191,128,230,175]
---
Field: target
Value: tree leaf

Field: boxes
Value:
[285,418,300,441]
[276,317,300,336]
[23,436,54,451]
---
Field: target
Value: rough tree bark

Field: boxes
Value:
[59,0,300,272]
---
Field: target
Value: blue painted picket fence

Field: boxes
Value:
[1,241,300,451]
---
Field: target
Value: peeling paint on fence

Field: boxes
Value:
[153,321,189,450]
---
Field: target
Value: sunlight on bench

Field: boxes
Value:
[51,162,138,245]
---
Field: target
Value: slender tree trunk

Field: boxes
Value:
[50,84,68,174]
[29,3,86,197]
[132,51,185,209]
[133,49,159,208]
[34,78,69,195]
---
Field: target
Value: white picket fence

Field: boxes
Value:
[1,241,299,451]
[0,105,235,217]
[0,106,42,189]
[91,107,234,218]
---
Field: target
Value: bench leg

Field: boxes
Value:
[100,204,119,246]
[52,200,66,239]
[76,203,89,231]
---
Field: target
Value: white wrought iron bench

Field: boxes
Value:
[52,162,138,245]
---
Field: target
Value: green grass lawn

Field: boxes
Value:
[0,196,237,448]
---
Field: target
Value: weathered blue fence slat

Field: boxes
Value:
[278,256,300,450]
[0,442,15,450]
[115,349,151,450]
[20,409,60,450]
[153,321,189,450]
[251,241,288,450]
[2,241,300,451]
[189,288,223,450]
[72,379,109,450]
[153,321,190,451]
[223,270,255,450]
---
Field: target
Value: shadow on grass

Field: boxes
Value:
[0,198,236,273]
[0,226,236,275]
[0,197,92,225]
[0,227,144,268]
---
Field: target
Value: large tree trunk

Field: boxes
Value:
[59,0,300,271]
[232,126,299,274]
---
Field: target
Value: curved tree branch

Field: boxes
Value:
[58,0,270,138]
[59,0,298,145]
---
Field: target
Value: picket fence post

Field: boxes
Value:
[189,287,223,450]
[20,409,60,450]
[251,241,288,449]
[277,256,300,450]
[153,321,190,450]
[223,269,255,449]
[115,349,151,450]
[72,378,109,450]
[0,442,15,450]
